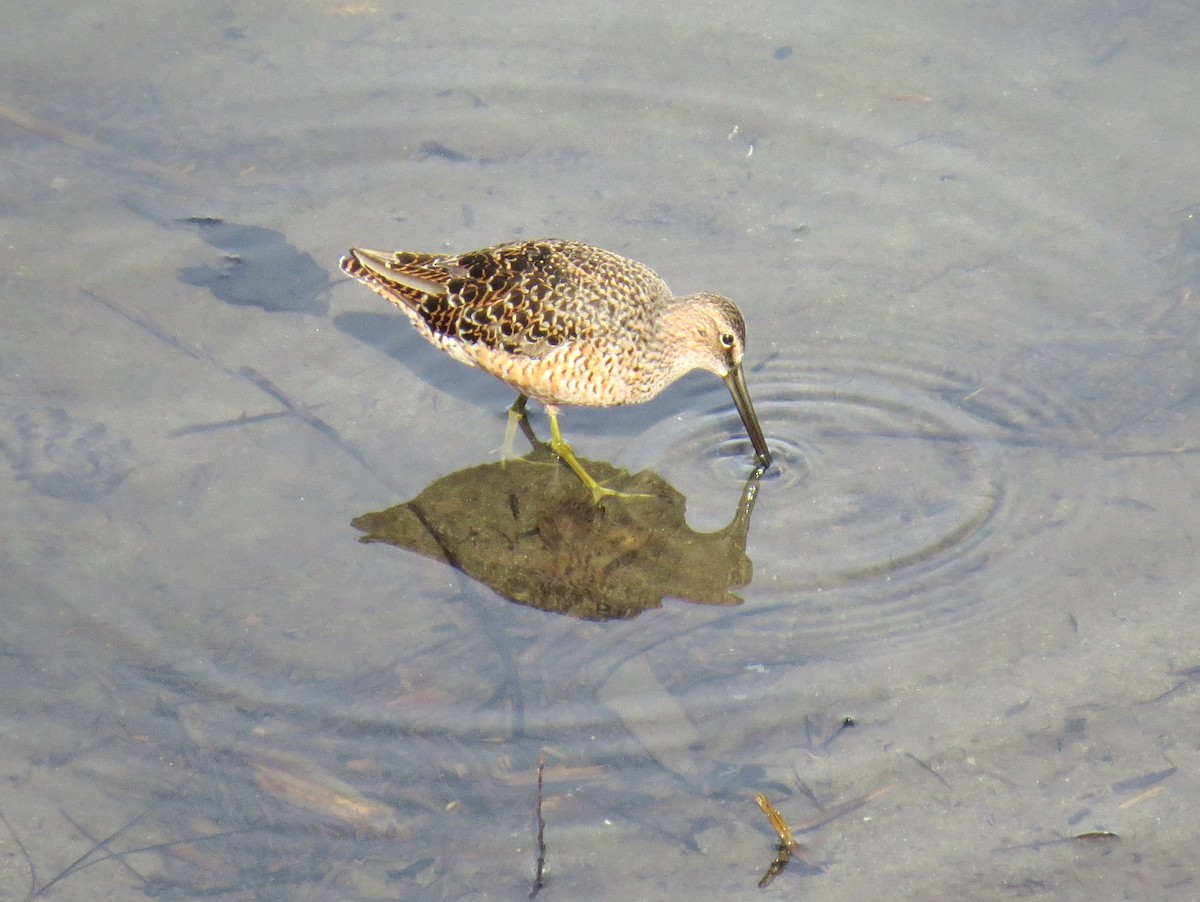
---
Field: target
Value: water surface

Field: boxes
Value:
[2,2,1199,899]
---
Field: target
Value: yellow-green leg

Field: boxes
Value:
[545,408,624,504]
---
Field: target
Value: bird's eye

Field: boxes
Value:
[719,333,736,348]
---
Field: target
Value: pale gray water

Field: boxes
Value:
[2,2,1199,899]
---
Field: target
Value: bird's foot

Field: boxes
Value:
[548,434,653,504]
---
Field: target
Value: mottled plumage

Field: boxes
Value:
[340,238,771,500]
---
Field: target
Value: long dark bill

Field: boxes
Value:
[724,365,772,469]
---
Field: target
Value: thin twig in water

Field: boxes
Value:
[59,808,148,890]
[81,289,404,495]
[25,770,253,900]
[0,100,199,186]
[82,289,223,371]
[168,410,292,436]
[530,756,547,900]
[789,784,895,834]
[820,716,856,751]
[0,808,37,902]
[996,831,1119,853]
[906,751,951,789]
[34,826,261,897]
[30,805,155,899]
[241,366,405,494]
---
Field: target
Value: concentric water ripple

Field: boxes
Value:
[630,347,1102,648]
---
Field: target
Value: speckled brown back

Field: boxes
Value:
[341,239,669,360]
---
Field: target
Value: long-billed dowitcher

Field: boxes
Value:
[340,239,772,501]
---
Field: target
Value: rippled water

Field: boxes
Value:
[3,2,1199,900]
[627,342,1109,651]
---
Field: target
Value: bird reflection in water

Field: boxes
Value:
[352,411,764,621]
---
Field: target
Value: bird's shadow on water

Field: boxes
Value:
[333,310,491,407]
[120,202,334,316]
[175,218,333,316]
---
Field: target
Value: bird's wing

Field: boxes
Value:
[344,241,666,360]
[448,241,669,358]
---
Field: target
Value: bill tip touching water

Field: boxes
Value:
[340,239,772,500]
